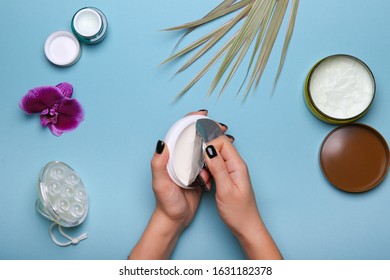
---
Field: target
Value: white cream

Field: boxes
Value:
[172,123,202,186]
[309,56,375,119]
[44,31,81,66]
[73,8,102,37]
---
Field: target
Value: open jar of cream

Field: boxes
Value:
[305,54,376,124]
[71,7,108,44]
[164,115,222,189]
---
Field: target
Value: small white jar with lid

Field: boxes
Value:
[44,7,108,67]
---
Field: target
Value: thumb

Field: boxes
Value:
[204,145,235,193]
[151,140,170,181]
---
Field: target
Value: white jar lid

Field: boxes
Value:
[164,115,208,188]
[44,31,81,67]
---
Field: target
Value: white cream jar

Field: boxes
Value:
[164,115,215,189]
[305,54,376,124]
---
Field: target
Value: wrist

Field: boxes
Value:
[234,214,265,244]
[234,215,283,260]
[152,208,186,236]
[128,209,185,260]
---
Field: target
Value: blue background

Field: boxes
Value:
[1,0,390,260]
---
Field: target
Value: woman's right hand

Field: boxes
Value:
[204,136,283,260]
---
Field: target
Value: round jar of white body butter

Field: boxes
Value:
[164,115,209,189]
[305,54,376,124]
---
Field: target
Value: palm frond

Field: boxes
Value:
[177,5,251,74]
[164,0,252,31]
[272,0,299,93]
[167,0,237,54]
[175,33,239,99]
[211,0,273,98]
[218,0,274,97]
[245,0,288,96]
[163,0,300,99]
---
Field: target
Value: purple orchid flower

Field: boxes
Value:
[20,82,84,136]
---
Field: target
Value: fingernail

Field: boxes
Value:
[198,109,208,112]
[196,175,209,192]
[206,145,217,159]
[156,140,165,154]
[219,122,228,129]
[226,134,235,141]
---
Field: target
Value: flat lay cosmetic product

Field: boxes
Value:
[305,54,375,124]
[71,7,108,44]
[164,115,223,189]
[44,31,81,67]
[36,161,88,246]
[320,124,389,193]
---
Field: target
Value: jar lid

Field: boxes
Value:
[37,161,88,227]
[320,124,389,192]
[44,31,81,67]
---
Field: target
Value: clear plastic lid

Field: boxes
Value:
[37,161,88,227]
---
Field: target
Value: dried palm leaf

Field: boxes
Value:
[163,0,300,99]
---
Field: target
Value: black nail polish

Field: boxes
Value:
[219,122,228,129]
[156,140,165,154]
[226,134,235,141]
[198,109,208,112]
[196,175,209,192]
[206,145,217,159]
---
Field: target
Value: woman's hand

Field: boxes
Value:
[205,136,283,260]
[129,110,227,259]
[151,138,203,230]
[127,138,202,260]
[151,110,227,229]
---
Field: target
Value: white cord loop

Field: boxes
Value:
[49,222,88,247]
